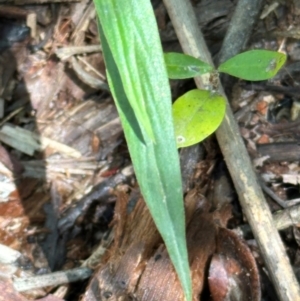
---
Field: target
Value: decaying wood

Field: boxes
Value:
[162,0,300,300]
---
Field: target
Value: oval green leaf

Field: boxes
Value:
[165,52,213,79]
[173,89,226,148]
[218,50,286,81]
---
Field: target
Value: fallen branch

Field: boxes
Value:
[239,204,300,237]
[163,0,300,300]
[217,0,263,64]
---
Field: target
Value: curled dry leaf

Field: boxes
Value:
[208,228,260,301]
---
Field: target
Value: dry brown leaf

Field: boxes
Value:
[208,228,260,301]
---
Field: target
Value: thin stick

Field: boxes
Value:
[13,267,92,292]
[163,0,300,300]
[55,45,102,61]
[273,204,300,230]
[217,0,263,64]
[239,204,300,237]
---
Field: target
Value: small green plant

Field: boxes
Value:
[93,1,286,300]
[165,50,286,148]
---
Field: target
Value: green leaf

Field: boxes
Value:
[218,50,286,81]
[173,89,226,148]
[164,52,213,79]
[93,1,159,141]
[94,2,192,301]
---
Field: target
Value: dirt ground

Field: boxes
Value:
[1,0,300,300]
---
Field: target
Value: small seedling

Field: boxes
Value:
[165,50,287,148]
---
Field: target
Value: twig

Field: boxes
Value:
[58,165,134,233]
[273,204,300,230]
[260,180,287,208]
[77,56,106,80]
[217,0,264,64]
[241,82,300,98]
[71,56,109,91]
[162,0,300,300]
[55,45,102,61]
[13,267,92,292]
[285,198,300,208]
[0,106,24,127]
[81,229,114,269]
[216,0,264,92]
[239,204,300,237]
[260,2,280,19]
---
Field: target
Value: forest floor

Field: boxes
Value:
[1,0,300,300]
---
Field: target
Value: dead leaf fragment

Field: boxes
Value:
[208,228,260,301]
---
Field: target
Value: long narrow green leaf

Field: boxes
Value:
[94,1,192,300]
[93,1,157,141]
